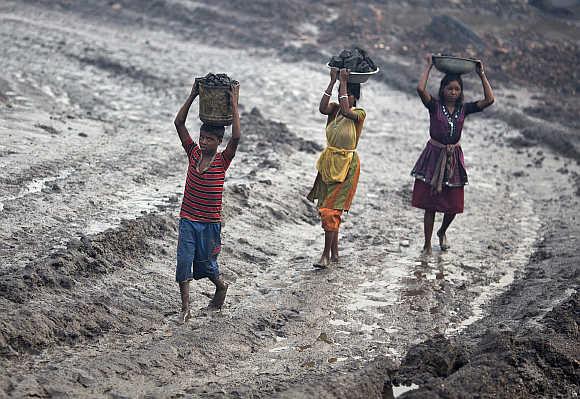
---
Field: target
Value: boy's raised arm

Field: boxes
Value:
[223,86,240,159]
[174,79,200,146]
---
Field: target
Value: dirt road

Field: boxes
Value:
[0,2,578,398]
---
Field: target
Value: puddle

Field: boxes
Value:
[384,383,420,399]
[347,298,392,312]
[0,169,72,212]
[269,346,290,353]
[84,179,181,235]
[447,193,541,335]
[359,323,381,332]
[329,319,350,326]
[84,220,116,236]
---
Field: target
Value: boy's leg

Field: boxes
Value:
[437,213,456,251]
[192,222,228,310]
[176,219,196,322]
[208,273,228,310]
[423,210,435,255]
[179,281,191,322]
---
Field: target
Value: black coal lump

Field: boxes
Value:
[328,47,377,73]
[200,73,239,87]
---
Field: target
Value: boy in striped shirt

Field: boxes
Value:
[173,80,240,323]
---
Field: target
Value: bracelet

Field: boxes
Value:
[339,95,348,99]
[323,91,331,97]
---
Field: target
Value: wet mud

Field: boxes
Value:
[393,295,579,398]
[0,1,579,398]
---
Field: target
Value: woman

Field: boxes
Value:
[308,67,366,268]
[412,55,494,255]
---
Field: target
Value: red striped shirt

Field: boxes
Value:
[179,136,233,223]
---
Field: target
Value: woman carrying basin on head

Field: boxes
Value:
[307,67,366,268]
[411,55,494,255]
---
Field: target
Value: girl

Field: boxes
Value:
[308,68,366,268]
[412,55,494,255]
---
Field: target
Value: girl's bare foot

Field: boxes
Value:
[437,230,449,251]
[313,255,330,268]
[180,309,191,323]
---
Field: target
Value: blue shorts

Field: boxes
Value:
[176,219,221,282]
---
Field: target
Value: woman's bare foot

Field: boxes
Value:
[421,245,432,256]
[330,255,339,263]
[313,255,330,269]
[180,308,191,323]
[437,230,449,251]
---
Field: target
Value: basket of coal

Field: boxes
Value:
[327,48,379,83]
[198,73,239,126]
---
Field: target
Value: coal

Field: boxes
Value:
[328,47,377,73]
[199,72,239,88]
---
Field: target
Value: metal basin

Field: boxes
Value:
[432,55,478,75]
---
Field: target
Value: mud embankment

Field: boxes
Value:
[0,214,176,355]
[392,295,579,398]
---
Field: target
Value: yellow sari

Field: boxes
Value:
[307,107,366,211]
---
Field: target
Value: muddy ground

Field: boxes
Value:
[0,1,578,398]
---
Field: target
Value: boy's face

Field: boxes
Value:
[199,131,222,154]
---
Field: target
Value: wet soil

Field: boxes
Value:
[0,1,578,398]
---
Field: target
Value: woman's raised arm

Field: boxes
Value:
[319,67,339,115]
[338,68,362,121]
[474,61,495,110]
[417,54,433,107]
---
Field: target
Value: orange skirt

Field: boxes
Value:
[319,208,343,232]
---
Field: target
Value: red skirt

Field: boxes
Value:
[411,179,464,214]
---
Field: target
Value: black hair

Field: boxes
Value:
[200,124,225,139]
[347,82,361,106]
[438,74,464,106]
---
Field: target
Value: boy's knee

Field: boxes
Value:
[176,269,192,283]
[176,250,195,283]
[192,259,219,280]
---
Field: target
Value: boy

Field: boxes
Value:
[173,79,240,323]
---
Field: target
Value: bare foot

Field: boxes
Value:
[313,255,330,269]
[330,256,339,263]
[180,309,191,323]
[421,245,432,256]
[437,230,449,251]
[208,282,229,311]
